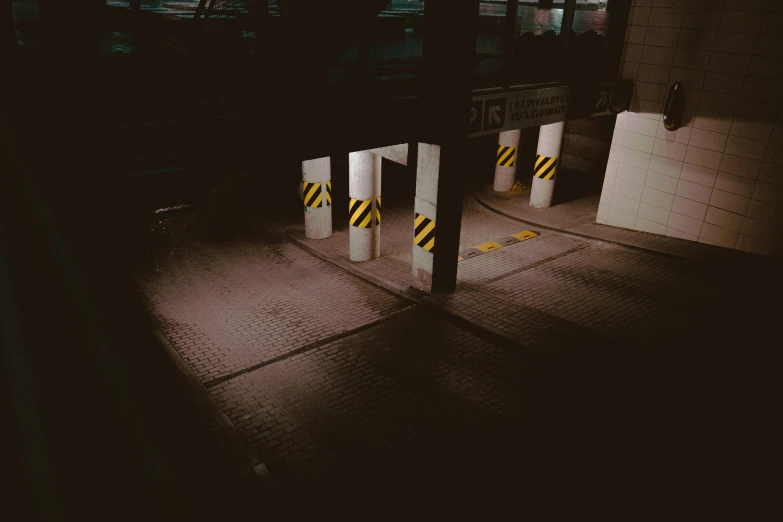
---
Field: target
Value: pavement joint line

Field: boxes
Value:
[153,330,266,473]
[469,189,711,262]
[201,305,417,389]
[286,229,616,351]
[480,243,590,285]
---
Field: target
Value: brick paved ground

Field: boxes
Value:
[135,175,780,519]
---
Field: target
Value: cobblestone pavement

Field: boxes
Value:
[135,177,779,519]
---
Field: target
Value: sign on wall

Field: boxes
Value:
[469,85,571,138]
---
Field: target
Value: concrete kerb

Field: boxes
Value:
[153,329,275,484]
[469,189,740,263]
[285,228,538,352]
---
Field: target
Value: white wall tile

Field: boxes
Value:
[635,81,669,102]
[713,31,757,55]
[622,60,641,79]
[752,181,783,205]
[668,211,705,236]
[612,129,627,147]
[607,207,638,229]
[653,138,688,161]
[609,143,622,162]
[764,144,783,167]
[611,193,642,215]
[600,189,613,207]
[676,179,714,203]
[649,154,684,177]
[623,131,656,153]
[615,113,629,130]
[741,77,778,101]
[746,199,783,226]
[736,234,779,256]
[698,223,739,248]
[626,43,644,62]
[638,201,672,225]
[709,188,751,214]
[620,147,653,170]
[617,162,649,185]
[627,114,660,136]
[605,160,620,177]
[770,124,783,145]
[677,29,716,51]
[669,67,706,90]
[596,202,609,224]
[672,196,709,220]
[645,171,680,193]
[665,227,699,241]
[759,163,783,186]
[627,25,648,45]
[638,63,674,85]
[673,48,712,70]
[748,56,783,81]
[632,100,665,118]
[657,122,691,143]
[643,185,677,209]
[688,128,728,152]
[705,205,745,231]
[635,216,668,234]
[702,71,746,95]
[724,136,767,161]
[714,172,757,197]
[718,154,761,180]
[698,91,738,114]
[614,178,646,200]
[708,53,752,75]
[693,110,733,134]
[682,9,722,31]
[641,46,677,67]
[603,176,617,192]
[680,163,718,186]
[684,145,723,169]
[631,6,652,25]
[725,0,765,11]
[649,7,685,28]
[730,118,774,141]
[740,216,782,241]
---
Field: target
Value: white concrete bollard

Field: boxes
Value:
[348,151,381,261]
[494,130,521,192]
[529,121,565,208]
[302,156,332,239]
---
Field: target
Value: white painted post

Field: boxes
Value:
[494,129,521,191]
[348,151,381,261]
[412,143,440,292]
[302,156,332,239]
[529,121,565,208]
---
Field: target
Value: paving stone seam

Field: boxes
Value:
[202,304,418,388]
[469,190,712,262]
[478,244,591,285]
[153,330,264,471]
[286,229,616,350]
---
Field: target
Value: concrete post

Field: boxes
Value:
[302,156,332,239]
[529,121,565,208]
[348,151,381,262]
[494,129,521,191]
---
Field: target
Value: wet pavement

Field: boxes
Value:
[135,171,780,519]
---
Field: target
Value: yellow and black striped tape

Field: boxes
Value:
[303,181,323,208]
[326,181,332,206]
[414,213,435,253]
[534,155,557,180]
[349,198,375,228]
[458,230,539,261]
[375,196,381,225]
[497,145,516,167]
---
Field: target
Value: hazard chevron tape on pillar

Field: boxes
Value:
[303,182,323,208]
[375,197,381,225]
[326,181,332,206]
[414,213,435,253]
[534,155,557,180]
[457,230,539,261]
[497,145,516,167]
[349,198,375,228]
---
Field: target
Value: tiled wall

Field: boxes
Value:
[596,0,783,257]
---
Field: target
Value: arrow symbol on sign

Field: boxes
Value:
[488,105,502,125]
[470,107,478,123]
